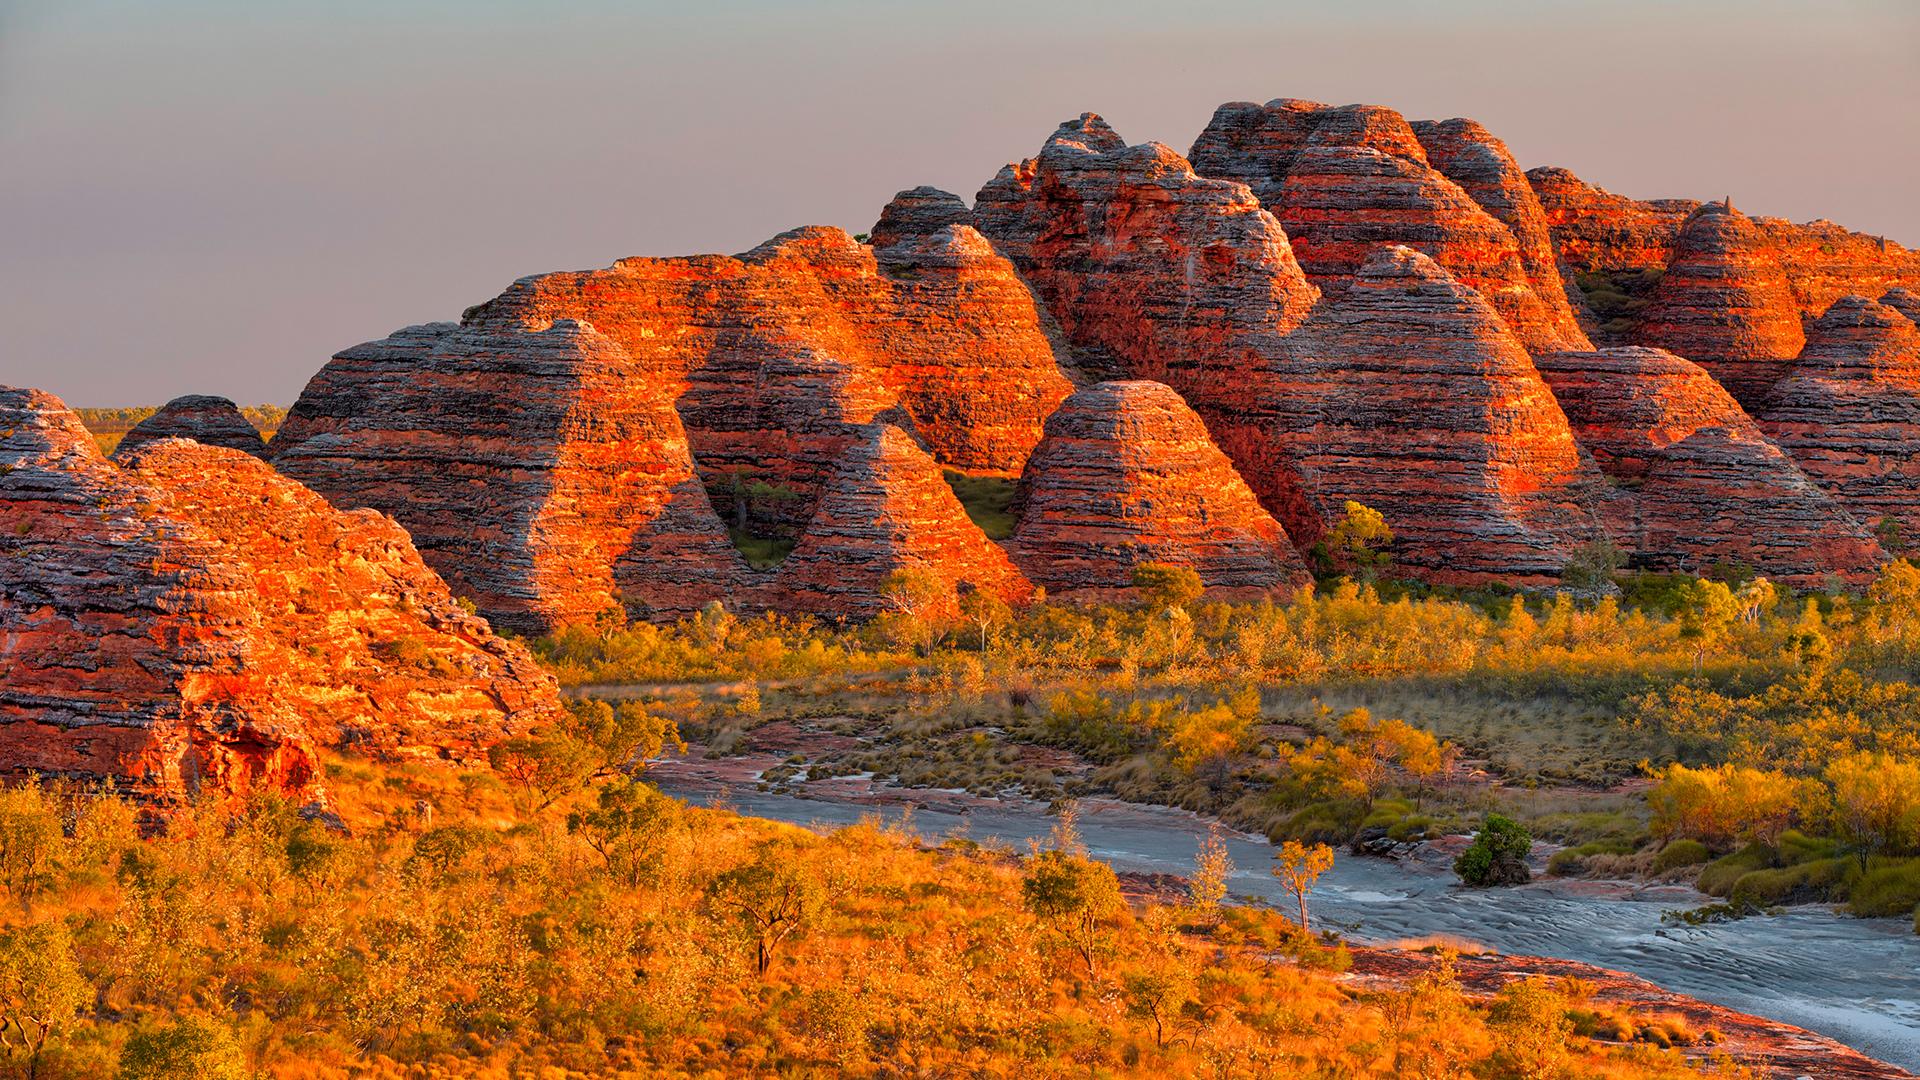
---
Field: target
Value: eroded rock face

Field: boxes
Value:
[1410,118,1591,353]
[1279,247,1605,581]
[1188,99,1588,352]
[272,320,745,635]
[121,439,562,761]
[971,112,1323,530]
[1753,218,1920,325]
[1531,168,1920,361]
[467,223,1074,497]
[1,387,560,800]
[1535,348,1881,584]
[766,423,1033,619]
[1526,166,1699,274]
[1634,203,1808,409]
[114,395,267,459]
[1760,296,1920,544]
[1007,381,1309,600]
[1882,286,1920,325]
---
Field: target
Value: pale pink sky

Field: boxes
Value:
[3,0,1916,406]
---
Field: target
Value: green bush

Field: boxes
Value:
[1546,837,1636,877]
[1696,844,1775,897]
[119,1016,248,1080]
[1651,839,1711,873]
[1727,857,1850,909]
[1778,830,1843,865]
[1847,857,1920,918]
[1273,800,1366,846]
[1454,814,1532,887]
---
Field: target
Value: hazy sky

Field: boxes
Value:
[3,0,1917,406]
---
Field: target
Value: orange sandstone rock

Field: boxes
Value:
[1526,166,1698,274]
[971,112,1324,534]
[1759,296,1920,544]
[1535,348,1881,584]
[114,394,267,459]
[1279,247,1606,581]
[1634,203,1807,409]
[0,386,559,800]
[765,423,1033,619]
[1189,99,1588,352]
[1007,381,1309,600]
[272,320,744,635]
[467,223,1074,498]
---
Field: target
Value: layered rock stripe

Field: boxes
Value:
[1188,98,1590,353]
[1279,247,1606,581]
[1,386,559,799]
[1534,348,1882,584]
[1008,380,1310,600]
[272,319,746,636]
[970,112,1327,540]
[1759,296,1920,546]
[1529,168,1920,374]
[464,222,1075,526]
[765,422,1033,619]
[114,394,268,459]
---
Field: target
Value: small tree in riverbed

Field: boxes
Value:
[1188,824,1234,926]
[1271,839,1334,933]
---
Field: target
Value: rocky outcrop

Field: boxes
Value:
[1278,246,1605,581]
[114,395,267,459]
[867,186,974,250]
[1535,348,1881,583]
[1530,168,1920,356]
[121,438,561,760]
[1754,219,1920,322]
[1007,381,1309,600]
[1759,297,1920,544]
[273,319,745,635]
[466,222,1074,502]
[767,423,1033,619]
[1526,166,1699,273]
[971,112,1323,531]
[1409,118,1591,353]
[974,116,1602,581]
[1882,286,1920,325]
[1633,202,1807,409]
[1,387,559,800]
[1187,99,1588,352]
[1347,947,1916,1080]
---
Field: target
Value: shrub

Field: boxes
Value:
[1846,857,1920,917]
[118,1016,248,1080]
[1651,839,1711,874]
[1454,814,1531,887]
[1696,844,1775,897]
[1727,857,1850,909]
